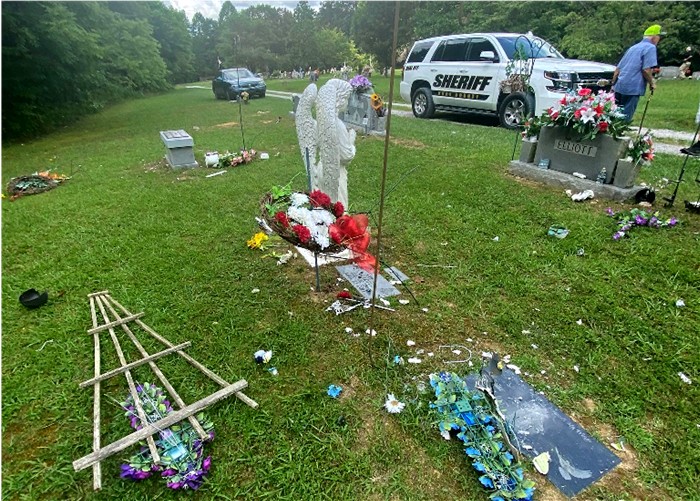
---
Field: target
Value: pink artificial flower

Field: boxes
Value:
[578,88,592,97]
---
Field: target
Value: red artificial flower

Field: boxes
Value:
[292,224,311,243]
[574,108,583,119]
[549,110,559,121]
[333,201,345,218]
[274,211,290,228]
[594,104,604,115]
[597,121,609,132]
[309,190,332,208]
[337,291,352,299]
[578,88,592,97]
[559,96,568,105]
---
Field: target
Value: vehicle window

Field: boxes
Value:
[431,38,469,62]
[496,36,563,60]
[407,41,433,63]
[223,69,255,80]
[466,39,498,62]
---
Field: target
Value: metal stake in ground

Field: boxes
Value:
[304,147,321,292]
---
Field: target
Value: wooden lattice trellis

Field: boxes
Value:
[72,291,258,490]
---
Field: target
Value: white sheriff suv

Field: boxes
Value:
[400,33,616,129]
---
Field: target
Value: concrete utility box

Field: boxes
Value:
[160,130,198,169]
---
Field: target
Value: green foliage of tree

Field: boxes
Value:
[317,1,356,37]
[190,13,220,79]
[351,1,417,69]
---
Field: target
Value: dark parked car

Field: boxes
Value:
[212,68,266,100]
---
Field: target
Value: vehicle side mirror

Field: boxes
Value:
[480,50,497,62]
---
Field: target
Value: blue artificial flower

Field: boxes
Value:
[479,475,494,489]
[439,372,452,383]
[504,451,514,462]
[465,447,481,457]
[473,462,486,472]
[327,384,342,398]
[393,355,403,365]
[461,411,477,426]
[492,497,506,501]
[485,425,495,434]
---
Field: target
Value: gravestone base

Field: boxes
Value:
[509,160,644,202]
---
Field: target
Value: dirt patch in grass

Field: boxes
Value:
[212,121,240,128]
[2,420,59,465]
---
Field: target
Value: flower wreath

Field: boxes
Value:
[119,382,215,490]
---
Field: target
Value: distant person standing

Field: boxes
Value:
[611,24,665,122]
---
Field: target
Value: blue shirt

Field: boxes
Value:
[614,38,657,96]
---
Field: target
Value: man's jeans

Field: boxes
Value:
[614,93,640,122]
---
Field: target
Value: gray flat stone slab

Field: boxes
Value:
[160,130,194,148]
[336,264,400,299]
[466,369,620,498]
[384,266,409,283]
[509,161,643,202]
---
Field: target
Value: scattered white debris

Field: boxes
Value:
[205,170,226,178]
[468,360,474,367]
[540,370,546,375]
[466,337,473,343]
[571,189,595,202]
[576,319,583,325]
[416,349,425,355]
[379,298,390,306]
[366,329,377,337]
[576,248,585,256]
[398,299,410,305]
[452,349,461,355]
[260,152,270,160]
[268,367,278,376]
[421,308,429,313]
[407,357,422,364]
[251,288,260,294]
[572,172,587,179]
[481,351,493,359]
[502,354,511,363]
[277,250,293,265]
[679,372,692,384]
[345,327,353,334]
[573,365,580,373]
[522,444,533,451]
[610,440,625,452]
[676,299,685,308]
[522,330,531,335]
[506,364,521,375]
[36,339,54,351]
[406,340,416,346]
[441,241,448,246]
[440,429,451,440]
[531,344,538,349]
[427,352,434,357]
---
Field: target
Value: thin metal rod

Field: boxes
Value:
[93,296,160,462]
[97,296,208,440]
[367,1,401,366]
[104,294,258,409]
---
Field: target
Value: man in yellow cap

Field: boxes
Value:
[611,25,666,122]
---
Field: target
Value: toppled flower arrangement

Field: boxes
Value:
[216,149,257,168]
[120,383,215,490]
[430,372,535,501]
[606,207,678,240]
[626,131,655,165]
[6,169,71,200]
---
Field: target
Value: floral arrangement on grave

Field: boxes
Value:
[119,382,215,490]
[626,131,655,165]
[430,372,535,501]
[260,181,375,269]
[523,88,630,141]
[216,148,257,168]
[348,74,372,93]
[370,93,387,117]
[606,207,677,240]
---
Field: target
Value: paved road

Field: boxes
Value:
[264,89,699,156]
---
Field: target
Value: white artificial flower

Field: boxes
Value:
[290,193,309,207]
[287,205,313,226]
[580,107,597,123]
[310,208,335,226]
[384,394,405,414]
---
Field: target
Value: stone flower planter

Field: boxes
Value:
[612,158,642,188]
[534,126,629,184]
[519,137,538,163]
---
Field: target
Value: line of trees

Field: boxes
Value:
[3,1,699,142]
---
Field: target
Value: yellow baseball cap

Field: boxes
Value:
[644,25,666,36]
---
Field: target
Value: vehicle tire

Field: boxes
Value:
[261,91,266,98]
[412,87,435,119]
[498,92,535,129]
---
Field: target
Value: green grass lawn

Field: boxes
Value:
[2,84,699,500]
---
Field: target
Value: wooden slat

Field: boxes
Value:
[87,312,144,335]
[73,380,248,472]
[79,342,191,388]
[98,298,209,441]
[94,296,160,463]
[89,297,102,490]
[105,294,259,409]
[87,290,110,298]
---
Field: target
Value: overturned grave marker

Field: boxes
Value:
[466,368,620,497]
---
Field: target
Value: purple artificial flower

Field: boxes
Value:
[669,217,678,226]
[634,215,647,225]
[167,481,183,489]
[649,216,659,227]
[606,207,615,216]
[208,430,216,441]
[621,224,632,231]
[161,468,178,477]
[203,456,212,472]
[120,464,152,481]
[349,74,371,90]
[613,231,624,240]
